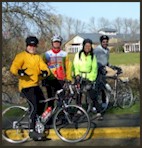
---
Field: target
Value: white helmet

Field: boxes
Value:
[51,35,63,43]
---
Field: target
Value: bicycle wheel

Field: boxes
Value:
[2,106,30,143]
[97,89,109,113]
[53,105,90,143]
[68,93,91,113]
[116,81,134,109]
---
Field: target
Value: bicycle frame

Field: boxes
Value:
[39,93,69,125]
[106,71,129,107]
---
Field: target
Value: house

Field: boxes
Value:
[123,41,140,53]
[64,28,140,53]
[98,28,118,35]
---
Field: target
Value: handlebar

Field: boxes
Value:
[111,66,122,75]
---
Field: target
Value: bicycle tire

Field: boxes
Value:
[2,106,29,143]
[53,105,90,143]
[97,89,109,113]
[116,81,134,109]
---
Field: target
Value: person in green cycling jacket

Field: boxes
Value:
[73,38,103,119]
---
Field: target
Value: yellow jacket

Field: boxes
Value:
[10,51,50,91]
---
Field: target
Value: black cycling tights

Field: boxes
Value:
[44,79,64,108]
[22,86,45,130]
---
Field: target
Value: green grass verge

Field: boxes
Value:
[106,101,140,115]
[109,53,140,65]
[69,53,140,65]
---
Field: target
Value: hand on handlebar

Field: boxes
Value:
[75,75,81,81]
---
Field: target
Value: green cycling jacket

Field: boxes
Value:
[73,52,98,81]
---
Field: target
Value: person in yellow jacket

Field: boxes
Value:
[10,36,50,141]
[73,38,103,120]
[42,35,72,109]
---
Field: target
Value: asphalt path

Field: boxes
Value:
[2,113,140,146]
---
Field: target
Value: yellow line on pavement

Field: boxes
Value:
[3,127,140,141]
[47,127,140,140]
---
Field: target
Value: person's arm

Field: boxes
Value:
[39,56,51,77]
[65,55,72,81]
[73,53,80,76]
[10,53,24,76]
[87,55,98,81]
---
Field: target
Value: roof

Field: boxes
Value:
[98,28,117,32]
[77,33,140,43]
[78,33,101,43]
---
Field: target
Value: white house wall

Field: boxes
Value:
[123,41,140,53]
[65,36,84,53]
[73,36,84,43]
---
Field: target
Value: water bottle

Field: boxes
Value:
[41,107,52,122]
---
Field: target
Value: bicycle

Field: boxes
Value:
[100,66,134,109]
[63,77,93,113]
[2,87,91,144]
[65,73,108,114]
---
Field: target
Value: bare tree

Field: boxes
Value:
[74,19,86,34]
[2,2,61,39]
[122,18,130,34]
[2,2,60,66]
[127,18,140,38]
[112,17,123,33]
[64,16,75,39]
[88,17,97,33]
[97,17,110,29]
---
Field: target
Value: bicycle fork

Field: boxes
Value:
[63,110,73,124]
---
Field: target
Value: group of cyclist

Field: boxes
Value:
[10,34,114,141]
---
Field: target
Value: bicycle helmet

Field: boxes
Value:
[100,35,109,42]
[51,35,63,43]
[26,36,39,46]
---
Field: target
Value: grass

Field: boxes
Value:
[109,53,140,65]
[69,52,140,65]
[106,101,140,115]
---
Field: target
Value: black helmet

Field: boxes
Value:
[83,38,93,46]
[26,36,39,46]
[100,35,109,42]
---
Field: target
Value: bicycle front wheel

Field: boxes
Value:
[2,106,29,143]
[53,105,90,143]
[117,81,134,109]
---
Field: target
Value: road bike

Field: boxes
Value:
[99,66,134,109]
[65,74,109,114]
[2,88,91,144]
